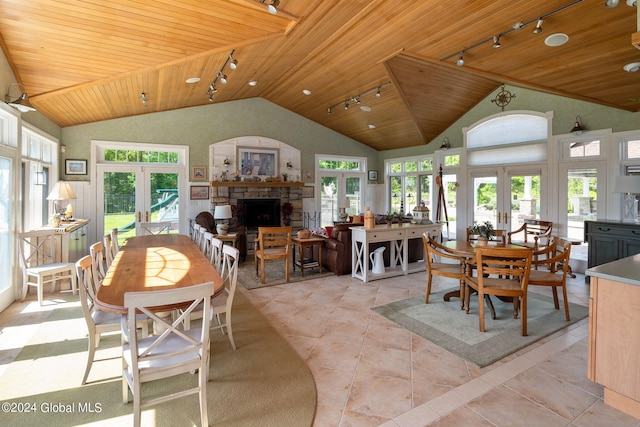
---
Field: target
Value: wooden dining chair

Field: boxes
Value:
[76,255,148,385]
[139,221,171,235]
[122,282,213,427]
[528,237,572,321]
[422,233,465,304]
[466,227,506,244]
[507,219,553,250]
[255,226,292,284]
[18,230,77,306]
[464,246,532,336]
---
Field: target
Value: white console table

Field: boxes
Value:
[351,223,442,283]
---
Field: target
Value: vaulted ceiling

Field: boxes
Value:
[0,0,639,151]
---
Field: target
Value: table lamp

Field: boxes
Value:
[613,175,640,222]
[46,181,76,216]
[214,205,233,235]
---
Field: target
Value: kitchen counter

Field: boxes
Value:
[586,253,640,286]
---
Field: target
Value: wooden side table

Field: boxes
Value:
[216,233,238,248]
[291,236,324,277]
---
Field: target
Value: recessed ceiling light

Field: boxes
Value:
[248,80,258,86]
[624,62,640,72]
[360,105,371,112]
[544,33,569,47]
[302,89,311,95]
[186,77,200,84]
[368,124,376,129]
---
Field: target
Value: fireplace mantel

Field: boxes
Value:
[210,181,304,188]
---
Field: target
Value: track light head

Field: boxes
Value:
[456,52,464,66]
[492,35,501,48]
[327,107,332,114]
[229,58,238,70]
[375,88,381,98]
[220,75,228,84]
[344,101,349,110]
[533,18,543,34]
[605,0,620,6]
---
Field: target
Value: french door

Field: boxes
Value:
[319,172,364,227]
[97,165,182,245]
[468,165,546,234]
[0,153,13,311]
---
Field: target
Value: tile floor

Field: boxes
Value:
[2,262,640,426]
[243,267,640,427]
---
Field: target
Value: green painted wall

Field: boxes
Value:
[60,97,377,181]
[377,85,640,174]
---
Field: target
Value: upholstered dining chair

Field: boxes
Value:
[464,246,532,336]
[139,221,171,235]
[75,255,148,385]
[422,233,465,304]
[528,237,572,321]
[18,230,77,306]
[255,226,292,284]
[122,282,213,427]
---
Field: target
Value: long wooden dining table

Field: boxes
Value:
[95,234,224,314]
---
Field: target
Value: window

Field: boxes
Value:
[103,148,179,164]
[387,156,435,216]
[22,127,57,229]
[316,155,366,226]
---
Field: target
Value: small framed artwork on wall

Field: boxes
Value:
[368,170,378,181]
[190,185,210,200]
[65,159,87,175]
[192,166,206,180]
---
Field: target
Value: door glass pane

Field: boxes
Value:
[567,168,597,240]
[0,157,11,291]
[472,176,497,227]
[103,171,137,244]
[509,174,541,233]
[390,176,402,213]
[320,176,337,227]
[149,172,179,232]
[345,176,361,217]
[440,174,458,240]
[419,175,432,217]
[404,176,417,215]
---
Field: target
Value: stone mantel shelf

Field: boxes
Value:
[210,181,304,188]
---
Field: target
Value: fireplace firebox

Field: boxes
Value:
[240,199,281,228]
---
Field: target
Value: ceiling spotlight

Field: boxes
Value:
[186,77,200,84]
[327,107,332,114]
[220,74,228,84]
[261,0,279,14]
[375,88,381,98]
[302,89,311,95]
[492,35,501,48]
[344,101,349,110]
[354,97,361,105]
[571,115,585,136]
[368,124,376,129]
[249,80,258,86]
[229,58,238,70]
[624,62,640,72]
[456,52,464,66]
[605,0,620,6]
[533,18,543,34]
[140,92,147,108]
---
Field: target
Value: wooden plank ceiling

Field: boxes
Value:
[0,0,638,151]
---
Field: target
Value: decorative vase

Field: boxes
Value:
[477,237,489,246]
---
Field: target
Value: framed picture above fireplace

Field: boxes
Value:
[238,147,278,177]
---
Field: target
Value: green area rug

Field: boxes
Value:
[240,255,334,290]
[372,288,589,368]
[0,291,316,426]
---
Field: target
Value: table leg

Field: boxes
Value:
[292,243,297,272]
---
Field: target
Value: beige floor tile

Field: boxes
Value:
[572,399,640,427]
[356,345,411,380]
[346,373,412,419]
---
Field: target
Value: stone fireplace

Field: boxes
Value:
[210,182,303,250]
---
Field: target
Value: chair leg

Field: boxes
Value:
[561,286,571,321]
[37,277,44,306]
[255,256,258,276]
[260,259,266,284]
[478,292,485,332]
[520,295,528,336]
[199,360,209,427]
[82,332,97,385]
[425,274,432,303]
[551,287,560,309]
[285,258,290,282]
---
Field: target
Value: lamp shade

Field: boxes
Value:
[613,176,640,194]
[47,182,76,200]
[214,205,232,220]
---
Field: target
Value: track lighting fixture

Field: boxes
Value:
[533,18,543,34]
[327,82,391,114]
[571,115,585,136]
[259,0,280,14]
[5,82,36,112]
[206,49,237,102]
[140,92,147,108]
[441,1,582,65]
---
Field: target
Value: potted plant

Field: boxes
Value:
[281,202,293,226]
[384,212,396,226]
[470,221,495,245]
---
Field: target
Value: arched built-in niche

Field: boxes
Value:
[210,136,301,181]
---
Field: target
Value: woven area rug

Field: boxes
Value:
[240,255,335,290]
[372,288,589,368]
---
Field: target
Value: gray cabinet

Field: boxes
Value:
[585,220,640,270]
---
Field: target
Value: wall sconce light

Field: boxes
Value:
[571,115,585,135]
[440,137,451,150]
[223,157,230,166]
[5,82,36,113]
[286,160,293,168]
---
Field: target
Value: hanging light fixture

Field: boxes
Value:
[5,82,36,113]
[440,137,451,150]
[571,115,585,135]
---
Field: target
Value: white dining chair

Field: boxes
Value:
[110,228,120,256]
[89,241,107,285]
[122,282,213,427]
[203,232,223,272]
[18,230,77,306]
[103,233,115,268]
[139,221,171,235]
